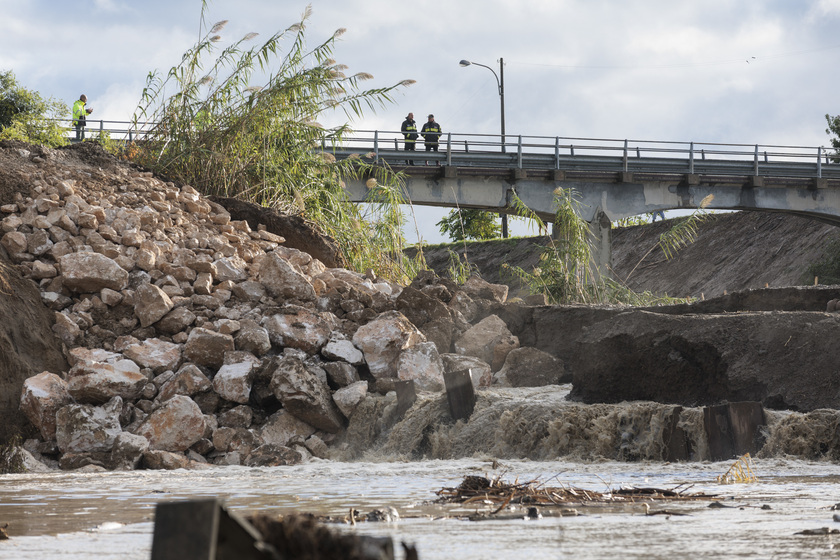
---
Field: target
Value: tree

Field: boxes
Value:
[0,71,68,147]
[437,208,501,242]
[826,113,840,158]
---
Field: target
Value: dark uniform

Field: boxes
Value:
[401,113,418,165]
[421,114,442,152]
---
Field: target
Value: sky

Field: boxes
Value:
[4,0,840,243]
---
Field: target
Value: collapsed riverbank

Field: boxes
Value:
[1,139,839,474]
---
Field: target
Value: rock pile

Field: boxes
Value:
[4,143,563,471]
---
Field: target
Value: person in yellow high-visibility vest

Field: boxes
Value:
[72,94,93,140]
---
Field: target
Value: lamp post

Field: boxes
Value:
[460,57,508,238]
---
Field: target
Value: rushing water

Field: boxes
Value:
[3,459,840,559]
[3,386,840,559]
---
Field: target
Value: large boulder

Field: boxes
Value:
[255,252,317,302]
[332,381,368,418]
[269,357,345,433]
[212,361,253,404]
[263,306,333,354]
[59,252,129,293]
[122,338,182,373]
[454,314,519,372]
[352,311,425,379]
[494,346,566,387]
[259,409,317,447]
[460,275,509,303]
[110,432,150,470]
[55,397,123,454]
[157,364,212,402]
[133,283,174,328]
[184,328,235,369]
[20,371,72,440]
[133,395,206,452]
[440,354,493,389]
[397,342,446,392]
[66,360,148,404]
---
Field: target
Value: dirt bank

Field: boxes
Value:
[417,212,840,299]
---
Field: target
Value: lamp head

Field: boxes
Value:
[459,60,471,67]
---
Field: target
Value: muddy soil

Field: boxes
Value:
[417,212,840,299]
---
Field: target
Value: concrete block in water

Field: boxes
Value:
[394,380,417,418]
[662,406,691,462]
[151,499,270,560]
[445,369,476,421]
[703,401,766,461]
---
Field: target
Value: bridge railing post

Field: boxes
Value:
[818,146,823,178]
[554,137,560,169]
[517,135,523,169]
[623,139,628,172]
[754,144,759,176]
[373,130,379,164]
[446,133,452,166]
[689,142,695,174]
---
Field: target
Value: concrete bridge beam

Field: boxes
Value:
[342,168,840,283]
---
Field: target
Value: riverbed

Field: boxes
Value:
[2,458,839,559]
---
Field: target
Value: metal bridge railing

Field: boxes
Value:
[54,121,839,181]
[324,130,838,180]
[53,119,157,143]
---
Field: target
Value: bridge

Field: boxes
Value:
[328,130,840,273]
[63,121,840,273]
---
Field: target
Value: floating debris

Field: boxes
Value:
[0,523,8,540]
[795,527,840,536]
[717,453,758,484]
[435,474,718,508]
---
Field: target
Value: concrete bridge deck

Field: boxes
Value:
[331,131,840,225]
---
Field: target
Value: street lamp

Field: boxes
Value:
[460,57,508,237]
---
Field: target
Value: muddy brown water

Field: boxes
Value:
[3,387,840,559]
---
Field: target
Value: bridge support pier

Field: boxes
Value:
[587,210,612,281]
[549,209,613,281]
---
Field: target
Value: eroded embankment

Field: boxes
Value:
[337,387,840,463]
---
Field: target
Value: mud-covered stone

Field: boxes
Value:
[66,361,147,404]
[269,357,345,433]
[184,328,235,369]
[352,311,425,379]
[332,381,368,418]
[20,371,72,440]
[110,432,150,470]
[454,314,519,372]
[259,409,317,447]
[212,361,253,404]
[55,397,123,454]
[134,395,205,452]
[263,305,333,355]
[243,444,303,467]
[495,346,566,387]
[59,252,129,293]
[397,342,446,392]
